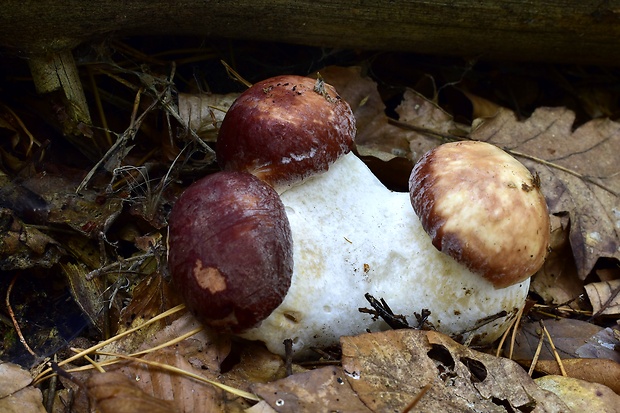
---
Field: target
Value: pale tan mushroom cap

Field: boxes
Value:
[409,141,550,288]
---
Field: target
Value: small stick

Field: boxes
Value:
[402,383,432,413]
[539,320,567,376]
[5,274,37,357]
[528,327,546,376]
[495,316,517,358]
[283,338,293,377]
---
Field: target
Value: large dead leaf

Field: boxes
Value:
[252,365,372,413]
[85,372,181,413]
[341,329,568,412]
[0,207,63,269]
[0,362,46,413]
[511,318,605,361]
[535,375,620,413]
[471,107,620,278]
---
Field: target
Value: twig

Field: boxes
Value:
[34,304,187,384]
[528,327,546,376]
[5,274,37,357]
[388,118,618,197]
[94,350,261,402]
[283,338,293,377]
[86,251,153,280]
[495,304,525,358]
[589,281,620,320]
[402,383,432,413]
[220,60,252,88]
[539,320,567,376]
[509,150,618,197]
[360,293,410,329]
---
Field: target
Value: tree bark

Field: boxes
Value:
[1,1,619,64]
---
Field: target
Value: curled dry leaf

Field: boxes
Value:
[471,107,620,279]
[530,214,584,306]
[584,279,620,315]
[341,329,568,412]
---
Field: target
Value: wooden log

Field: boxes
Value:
[1,1,619,64]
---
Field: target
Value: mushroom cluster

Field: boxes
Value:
[167,75,550,357]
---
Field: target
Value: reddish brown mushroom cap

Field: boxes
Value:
[167,171,293,332]
[409,141,550,288]
[217,75,356,190]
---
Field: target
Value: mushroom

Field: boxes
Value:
[167,75,550,357]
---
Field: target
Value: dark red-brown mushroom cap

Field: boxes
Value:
[409,141,550,288]
[168,171,293,332]
[217,75,356,190]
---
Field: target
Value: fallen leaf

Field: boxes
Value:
[86,372,181,413]
[341,329,568,412]
[245,401,278,413]
[0,207,63,270]
[530,214,584,306]
[0,362,34,398]
[535,375,620,413]
[575,327,620,362]
[511,318,604,361]
[395,88,464,160]
[460,89,503,119]
[471,107,620,279]
[527,358,620,394]
[0,362,46,413]
[252,365,372,413]
[584,279,620,315]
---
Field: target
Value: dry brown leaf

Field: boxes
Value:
[527,358,620,394]
[115,347,228,412]
[575,327,620,362]
[535,375,620,413]
[459,89,503,119]
[395,88,464,160]
[86,371,181,413]
[584,279,620,315]
[341,329,568,412]
[511,318,604,361]
[0,362,46,413]
[178,92,238,142]
[0,208,63,270]
[22,171,124,238]
[320,66,412,159]
[471,107,620,279]
[222,342,289,386]
[0,362,35,398]
[117,272,181,332]
[245,401,278,413]
[72,325,237,413]
[252,365,372,413]
[62,261,113,333]
[530,214,584,306]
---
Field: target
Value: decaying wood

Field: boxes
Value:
[1,1,620,65]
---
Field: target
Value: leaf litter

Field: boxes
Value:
[0,40,619,412]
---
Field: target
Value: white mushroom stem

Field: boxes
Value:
[240,152,529,356]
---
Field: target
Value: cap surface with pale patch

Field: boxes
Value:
[409,141,550,288]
